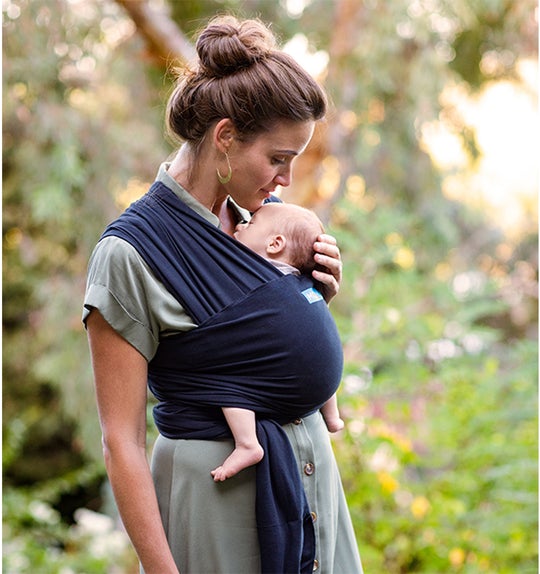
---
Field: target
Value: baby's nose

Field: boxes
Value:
[235,220,248,232]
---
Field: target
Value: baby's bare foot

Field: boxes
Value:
[211,444,264,482]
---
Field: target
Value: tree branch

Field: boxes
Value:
[115,0,196,68]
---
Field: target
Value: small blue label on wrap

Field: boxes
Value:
[301,287,324,304]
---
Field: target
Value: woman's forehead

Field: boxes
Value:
[253,121,315,152]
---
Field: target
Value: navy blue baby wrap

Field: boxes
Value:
[101,181,344,574]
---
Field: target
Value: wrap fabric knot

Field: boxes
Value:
[101,182,344,573]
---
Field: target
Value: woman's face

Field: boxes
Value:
[226,120,315,212]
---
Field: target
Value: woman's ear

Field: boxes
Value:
[213,118,236,153]
[266,234,287,256]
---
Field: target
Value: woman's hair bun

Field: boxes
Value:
[195,16,276,78]
[166,15,326,145]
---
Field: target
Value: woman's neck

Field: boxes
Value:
[168,148,237,235]
[168,148,215,207]
[216,199,239,236]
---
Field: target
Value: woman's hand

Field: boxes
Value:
[312,233,343,303]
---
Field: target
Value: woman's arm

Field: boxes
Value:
[86,310,179,574]
[312,233,343,303]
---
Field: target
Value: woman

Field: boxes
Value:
[84,15,363,574]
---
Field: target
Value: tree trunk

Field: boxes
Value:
[115,0,196,67]
[280,0,365,220]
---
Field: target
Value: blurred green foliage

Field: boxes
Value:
[330,198,537,572]
[3,0,537,572]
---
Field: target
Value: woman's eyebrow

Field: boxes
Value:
[274,149,299,156]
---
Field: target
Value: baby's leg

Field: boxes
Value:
[211,407,264,482]
[321,394,344,432]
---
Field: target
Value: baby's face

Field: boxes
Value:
[233,204,281,256]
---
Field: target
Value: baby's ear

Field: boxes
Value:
[266,234,286,255]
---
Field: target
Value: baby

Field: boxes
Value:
[211,202,344,482]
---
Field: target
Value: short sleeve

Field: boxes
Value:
[83,236,196,361]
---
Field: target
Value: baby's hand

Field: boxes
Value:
[324,416,345,433]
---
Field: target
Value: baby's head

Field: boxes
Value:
[234,202,324,274]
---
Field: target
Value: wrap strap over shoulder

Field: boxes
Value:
[101,182,344,574]
[102,182,281,323]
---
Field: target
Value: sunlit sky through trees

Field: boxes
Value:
[281,0,538,242]
[287,31,537,241]
[422,58,538,240]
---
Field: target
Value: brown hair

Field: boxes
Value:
[166,16,327,148]
[274,205,325,275]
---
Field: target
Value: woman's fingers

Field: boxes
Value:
[313,234,343,302]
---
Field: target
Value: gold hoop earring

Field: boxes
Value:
[216,152,232,184]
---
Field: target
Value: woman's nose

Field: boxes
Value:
[274,166,292,187]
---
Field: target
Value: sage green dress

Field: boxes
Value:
[83,163,363,574]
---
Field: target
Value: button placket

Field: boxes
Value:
[285,417,321,573]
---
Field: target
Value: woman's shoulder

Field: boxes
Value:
[88,235,148,274]
[90,234,140,259]
[87,235,164,299]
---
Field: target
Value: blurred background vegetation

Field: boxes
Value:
[3,0,537,572]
